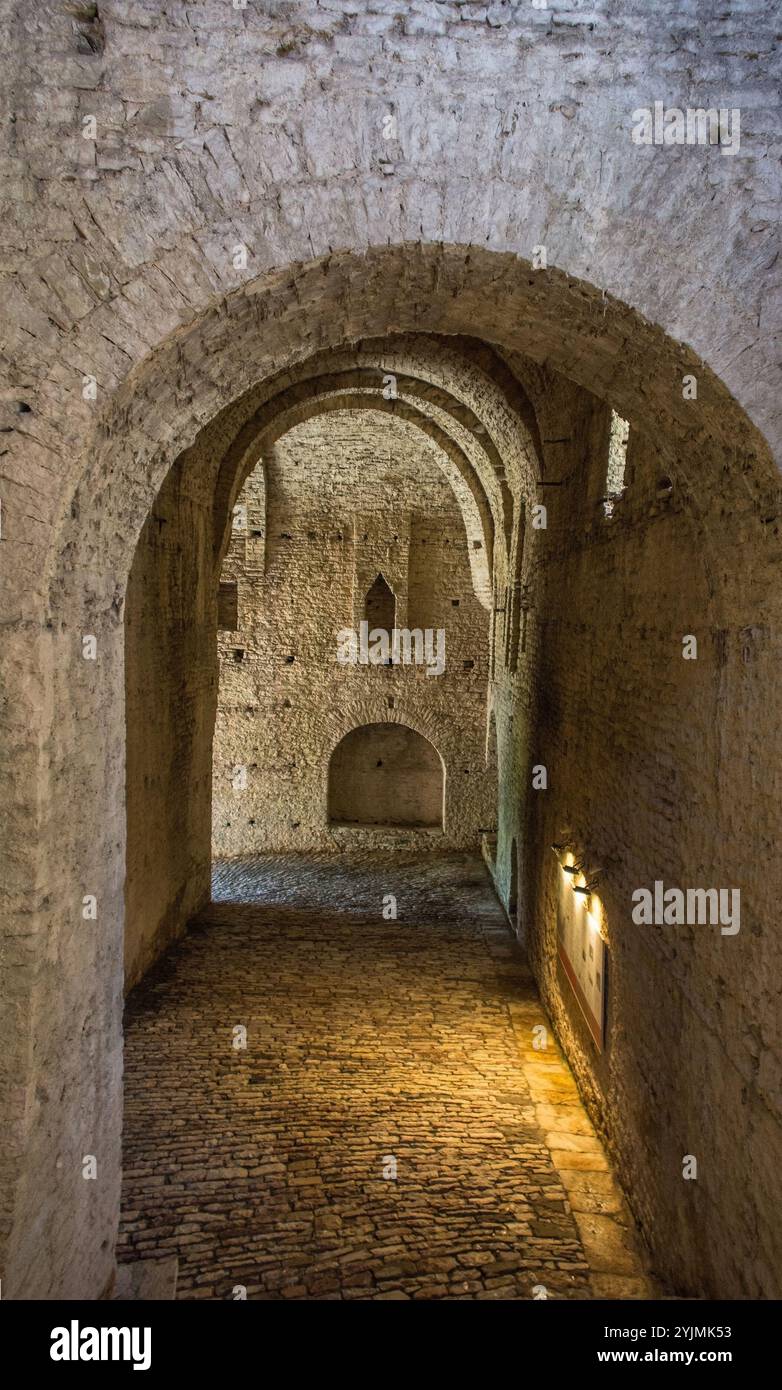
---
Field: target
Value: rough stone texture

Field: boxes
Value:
[487,373,782,1298]
[0,0,780,1303]
[114,1256,178,1302]
[119,853,654,1301]
[213,409,494,854]
[125,449,217,990]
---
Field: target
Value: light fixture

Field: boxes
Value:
[571,870,603,920]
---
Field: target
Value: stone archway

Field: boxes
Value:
[2,240,780,1300]
[328,723,444,829]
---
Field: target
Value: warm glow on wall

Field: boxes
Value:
[556,868,607,1053]
[561,851,577,878]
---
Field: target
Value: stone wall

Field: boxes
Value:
[213,410,495,854]
[125,449,217,992]
[0,0,780,1302]
[487,370,782,1298]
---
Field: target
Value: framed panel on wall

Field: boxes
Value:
[556,867,607,1052]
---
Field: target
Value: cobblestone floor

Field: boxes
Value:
[119,852,655,1300]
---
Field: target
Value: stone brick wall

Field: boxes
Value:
[213,410,495,853]
[486,368,782,1298]
[1,0,780,1303]
[125,451,217,992]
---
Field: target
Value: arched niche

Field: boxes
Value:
[328,723,444,829]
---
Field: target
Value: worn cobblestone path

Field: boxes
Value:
[120,853,655,1300]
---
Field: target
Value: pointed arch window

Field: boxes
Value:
[364,572,396,633]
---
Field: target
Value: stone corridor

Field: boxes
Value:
[119,853,654,1301]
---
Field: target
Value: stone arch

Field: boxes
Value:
[37,245,775,633]
[324,695,449,787]
[3,241,780,1300]
[213,388,497,607]
[202,329,550,621]
[209,348,542,576]
[327,722,444,829]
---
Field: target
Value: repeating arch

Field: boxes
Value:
[206,332,549,612]
[215,389,497,607]
[2,241,779,1301]
[37,245,774,625]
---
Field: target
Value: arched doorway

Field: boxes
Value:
[3,239,780,1299]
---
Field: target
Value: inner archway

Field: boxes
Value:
[208,395,495,861]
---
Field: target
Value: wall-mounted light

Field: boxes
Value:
[572,872,604,940]
[553,842,600,902]
[573,870,601,895]
[552,842,580,875]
